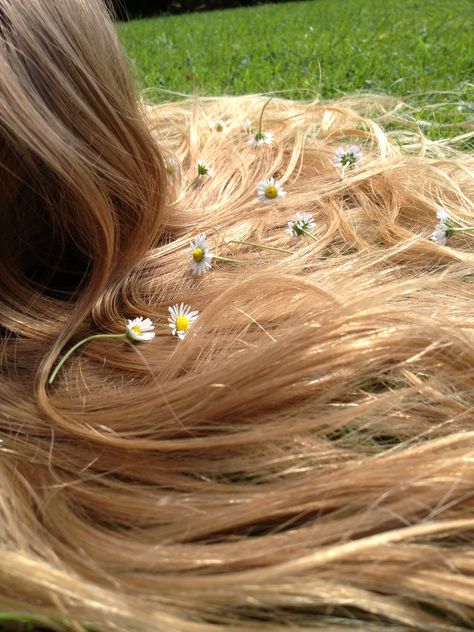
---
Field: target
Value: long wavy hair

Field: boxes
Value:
[1,1,474,631]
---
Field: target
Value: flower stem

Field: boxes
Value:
[229,239,294,254]
[452,226,474,233]
[258,97,273,135]
[301,228,318,243]
[213,255,242,264]
[170,177,199,206]
[48,333,126,385]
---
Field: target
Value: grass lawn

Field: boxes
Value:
[118,0,474,140]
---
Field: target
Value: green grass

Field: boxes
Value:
[117,0,474,139]
[0,613,61,632]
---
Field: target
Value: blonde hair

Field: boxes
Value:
[1,1,474,631]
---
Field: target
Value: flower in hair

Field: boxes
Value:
[429,209,474,245]
[126,317,156,342]
[165,159,178,176]
[333,144,362,169]
[189,234,214,276]
[250,131,273,147]
[431,208,454,246]
[210,119,227,133]
[257,177,286,204]
[242,118,254,134]
[288,212,316,238]
[48,317,155,385]
[196,160,214,177]
[168,303,199,340]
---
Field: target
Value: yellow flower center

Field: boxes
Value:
[192,247,205,262]
[216,123,223,132]
[166,164,174,174]
[265,185,278,199]
[131,325,142,336]
[175,316,190,332]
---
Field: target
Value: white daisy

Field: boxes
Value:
[250,131,273,147]
[257,177,286,204]
[431,225,448,246]
[287,212,316,238]
[126,317,155,342]
[210,119,227,133]
[165,158,178,176]
[189,234,214,276]
[196,159,214,177]
[242,118,253,134]
[333,144,363,169]
[436,208,449,222]
[168,303,199,340]
[431,209,453,246]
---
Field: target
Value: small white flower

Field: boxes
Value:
[436,208,449,222]
[431,209,453,246]
[168,303,199,340]
[165,158,178,176]
[431,225,448,246]
[196,159,214,178]
[242,118,254,134]
[333,144,363,169]
[287,212,316,238]
[257,177,286,203]
[126,317,155,342]
[250,131,273,147]
[210,119,227,133]
[189,234,214,276]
